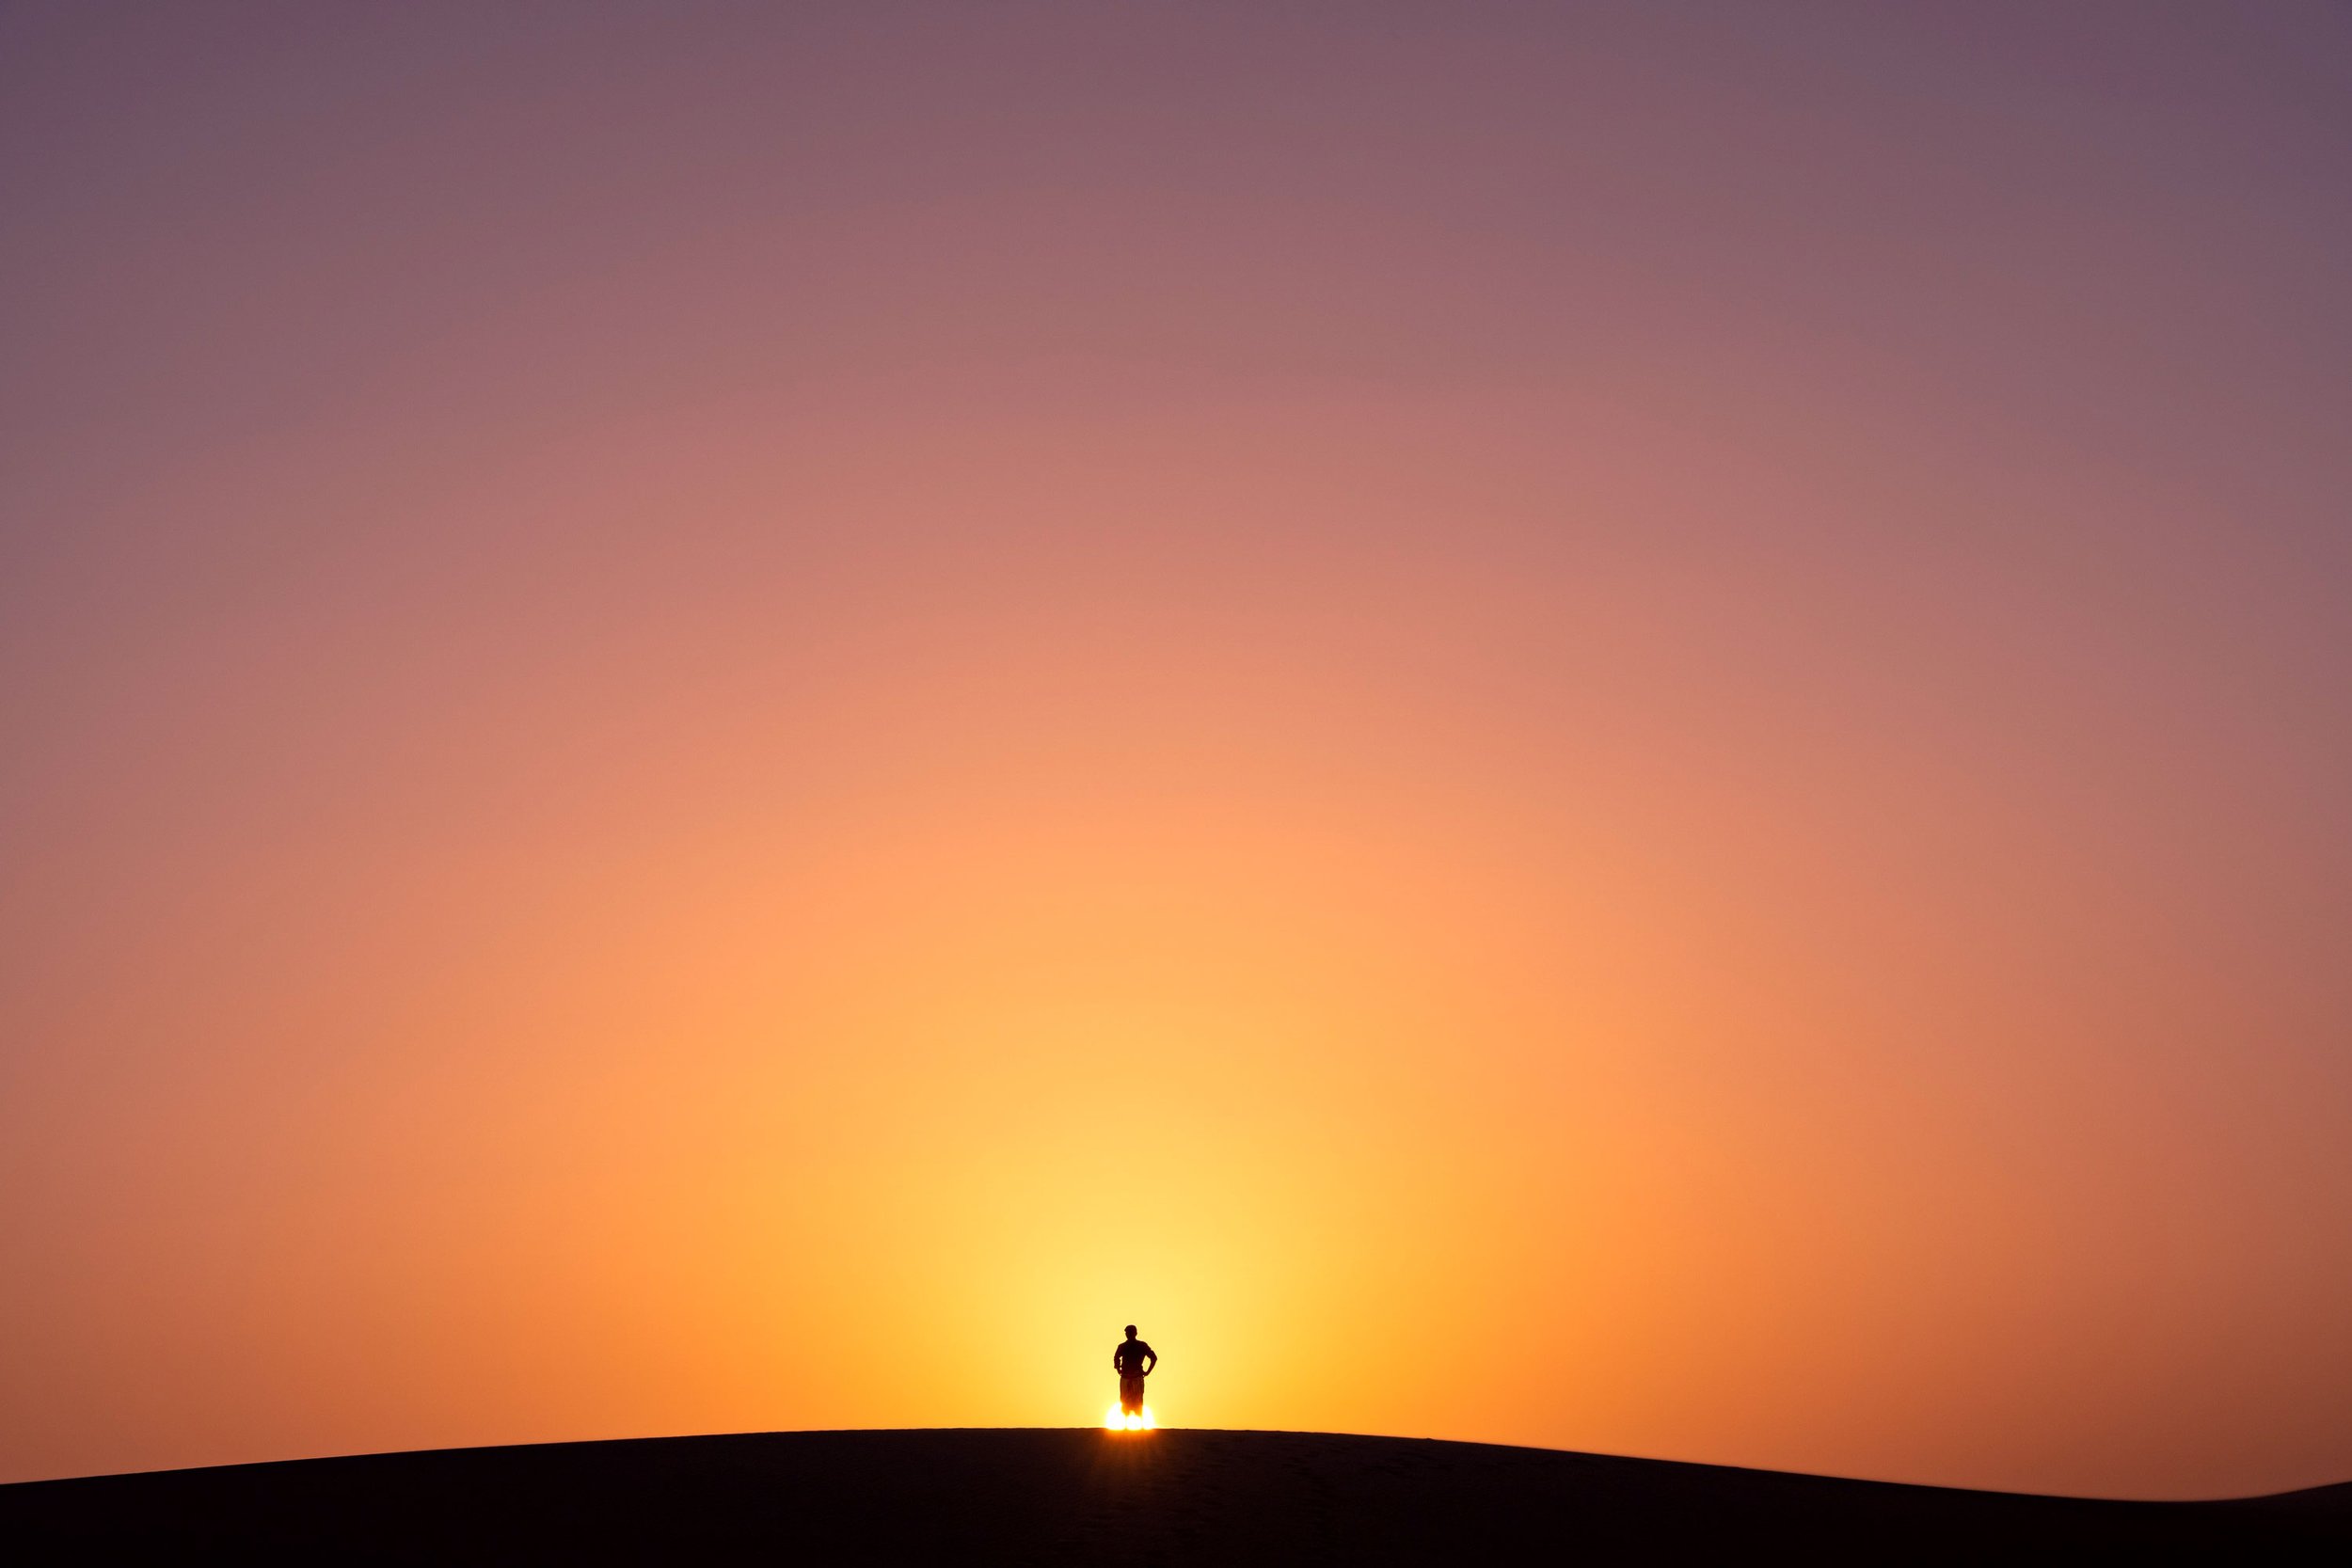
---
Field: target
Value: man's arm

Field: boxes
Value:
[1142,1346,1157,1374]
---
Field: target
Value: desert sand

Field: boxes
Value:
[4,1429,2344,1561]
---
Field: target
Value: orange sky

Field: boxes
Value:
[4,4,2350,1497]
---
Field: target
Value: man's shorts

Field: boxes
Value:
[1120,1374,1147,1413]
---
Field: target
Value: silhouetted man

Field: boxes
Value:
[1113,1324,1156,1416]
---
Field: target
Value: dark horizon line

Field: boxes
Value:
[7,1424,2344,1507]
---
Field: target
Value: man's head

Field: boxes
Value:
[1124,1325,1137,1338]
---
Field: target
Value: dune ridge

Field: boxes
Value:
[4,1428,2345,1561]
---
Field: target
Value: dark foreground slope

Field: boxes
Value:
[4,1429,2345,1563]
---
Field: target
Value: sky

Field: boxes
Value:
[3,1,2349,1498]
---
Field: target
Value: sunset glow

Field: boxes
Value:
[3,3,2349,1503]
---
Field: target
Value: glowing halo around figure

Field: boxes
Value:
[1103,1404,1156,1433]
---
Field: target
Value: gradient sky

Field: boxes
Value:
[5,2,2350,1497]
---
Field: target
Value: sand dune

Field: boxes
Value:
[4,1429,2344,1561]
